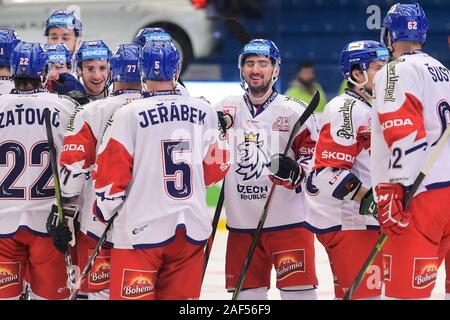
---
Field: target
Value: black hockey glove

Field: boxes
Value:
[217,111,233,134]
[46,204,80,253]
[268,153,304,189]
[359,188,378,219]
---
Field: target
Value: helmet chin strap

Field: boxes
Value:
[240,66,278,104]
[347,70,373,100]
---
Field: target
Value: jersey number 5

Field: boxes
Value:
[161,139,192,200]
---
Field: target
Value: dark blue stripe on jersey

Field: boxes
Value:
[111,89,142,96]
[302,222,342,234]
[405,142,428,155]
[10,88,46,94]
[226,221,304,234]
[86,231,113,248]
[425,180,450,191]
[243,88,278,118]
[0,225,49,238]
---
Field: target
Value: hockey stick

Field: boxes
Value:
[69,213,117,300]
[224,17,253,45]
[232,91,320,300]
[344,124,450,300]
[43,108,77,294]
[202,180,225,282]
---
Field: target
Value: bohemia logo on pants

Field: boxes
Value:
[0,262,20,290]
[121,269,156,299]
[273,249,305,281]
[88,249,111,289]
[412,257,439,289]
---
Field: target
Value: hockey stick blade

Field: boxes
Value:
[224,18,252,45]
[43,108,77,293]
[232,91,320,300]
[344,124,450,300]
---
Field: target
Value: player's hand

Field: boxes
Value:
[375,182,410,236]
[268,153,304,189]
[46,204,80,253]
[217,111,233,135]
[359,188,378,219]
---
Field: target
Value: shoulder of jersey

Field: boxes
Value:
[216,95,243,106]
[278,93,309,112]
[55,93,80,108]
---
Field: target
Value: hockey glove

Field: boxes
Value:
[359,188,378,219]
[375,182,410,236]
[46,204,80,253]
[48,72,90,105]
[268,153,305,189]
[217,111,233,136]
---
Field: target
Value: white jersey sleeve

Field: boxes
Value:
[0,79,13,95]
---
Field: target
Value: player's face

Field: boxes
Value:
[242,55,275,96]
[365,60,386,93]
[47,63,70,81]
[0,66,11,77]
[47,27,78,54]
[79,60,109,96]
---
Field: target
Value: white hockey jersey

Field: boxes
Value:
[304,90,378,232]
[0,78,13,95]
[215,92,319,231]
[93,91,229,248]
[59,89,143,239]
[0,89,77,235]
[372,52,450,196]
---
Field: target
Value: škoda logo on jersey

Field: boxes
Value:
[88,249,111,288]
[121,269,156,299]
[0,262,20,290]
[236,132,269,181]
[273,249,305,281]
[412,257,439,289]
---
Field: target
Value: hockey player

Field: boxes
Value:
[214,39,319,300]
[74,40,112,101]
[133,27,189,96]
[45,10,82,55]
[372,3,450,299]
[0,42,77,300]
[303,40,389,299]
[47,44,144,300]
[0,29,20,95]
[93,41,229,300]
[43,43,89,105]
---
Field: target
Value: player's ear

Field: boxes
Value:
[273,65,280,80]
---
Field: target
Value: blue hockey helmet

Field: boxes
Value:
[133,27,172,47]
[74,40,112,68]
[45,10,82,37]
[110,44,142,83]
[44,43,72,67]
[381,3,428,47]
[141,41,180,81]
[238,39,281,69]
[339,40,389,83]
[0,28,21,67]
[10,42,47,79]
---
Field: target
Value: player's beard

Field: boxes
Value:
[248,78,272,96]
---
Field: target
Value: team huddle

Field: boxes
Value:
[0,2,449,300]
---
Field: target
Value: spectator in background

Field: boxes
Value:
[285,60,327,113]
